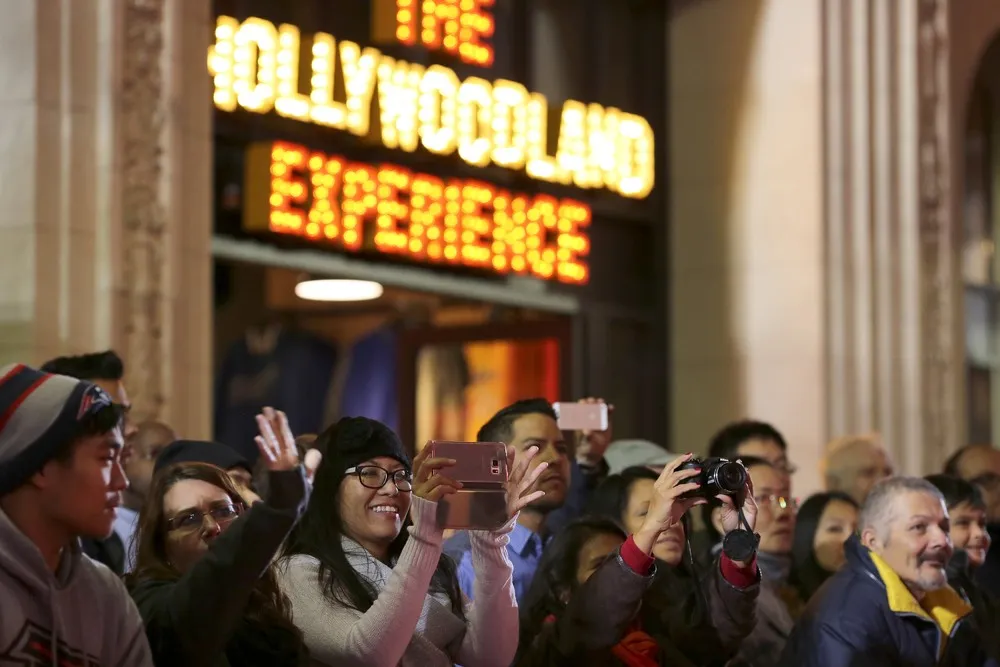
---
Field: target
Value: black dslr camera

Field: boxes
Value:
[675,456,747,499]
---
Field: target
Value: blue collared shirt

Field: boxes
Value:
[456,522,548,604]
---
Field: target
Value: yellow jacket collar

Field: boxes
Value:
[869,550,972,638]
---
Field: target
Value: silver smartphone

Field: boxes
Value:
[553,401,609,431]
[426,440,508,531]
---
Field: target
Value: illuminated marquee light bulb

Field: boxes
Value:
[232,18,279,112]
[586,104,621,190]
[209,16,240,111]
[419,65,460,155]
[490,80,528,170]
[376,57,424,152]
[309,33,347,129]
[395,0,418,45]
[339,41,380,136]
[555,101,589,188]
[456,77,492,167]
[274,24,310,121]
[525,94,567,185]
[616,114,656,199]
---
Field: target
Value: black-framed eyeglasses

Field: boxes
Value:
[345,465,413,491]
[167,504,241,533]
[971,472,1000,490]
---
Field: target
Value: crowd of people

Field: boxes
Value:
[1,350,999,666]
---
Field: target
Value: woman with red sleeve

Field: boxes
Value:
[516,454,760,666]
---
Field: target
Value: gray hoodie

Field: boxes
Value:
[0,507,153,666]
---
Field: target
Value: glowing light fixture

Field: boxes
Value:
[294,278,384,302]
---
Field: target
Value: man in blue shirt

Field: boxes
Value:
[451,398,571,603]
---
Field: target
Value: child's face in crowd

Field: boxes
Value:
[575,532,625,585]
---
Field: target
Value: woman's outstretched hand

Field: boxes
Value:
[254,407,301,471]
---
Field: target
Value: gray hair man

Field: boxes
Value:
[778,477,993,667]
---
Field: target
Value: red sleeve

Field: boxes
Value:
[620,535,656,575]
[719,553,758,588]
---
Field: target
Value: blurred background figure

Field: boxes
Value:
[822,434,894,505]
[788,492,859,603]
[119,420,178,572]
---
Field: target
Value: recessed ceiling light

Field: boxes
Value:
[294,279,384,302]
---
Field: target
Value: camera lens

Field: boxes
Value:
[716,461,747,494]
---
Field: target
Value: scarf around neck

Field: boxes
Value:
[341,536,467,665]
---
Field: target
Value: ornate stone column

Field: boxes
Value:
[0,0,212,437]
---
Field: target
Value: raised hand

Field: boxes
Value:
[718,464,758,534]
[504,445,547,519]
[633,453,705,555]
[412,446,462,502]
[254,407,300,472]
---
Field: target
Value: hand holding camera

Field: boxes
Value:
[633,453,707,556]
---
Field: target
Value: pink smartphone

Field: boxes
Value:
[553,402,609,431]
[425,441,509,531]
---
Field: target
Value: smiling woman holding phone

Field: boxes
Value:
[276,416,542,667]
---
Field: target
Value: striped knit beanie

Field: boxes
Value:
[0,363,115,495]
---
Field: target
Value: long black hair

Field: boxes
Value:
[280,420,464,617]
[518,517,627,656]
[789,491,858,602]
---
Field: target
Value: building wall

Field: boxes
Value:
[0,0,213,438]
[669,0,998,494]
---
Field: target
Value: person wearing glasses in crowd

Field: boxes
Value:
[128,408,310,667]
[944,444,1000,597]
[0,363,154,667]
[708,456,800,667]
[276,416,541,667]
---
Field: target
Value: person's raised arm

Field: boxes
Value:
[133,409,308,665]
[285,448,463,667]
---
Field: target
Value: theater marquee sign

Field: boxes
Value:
[208,1,655,285]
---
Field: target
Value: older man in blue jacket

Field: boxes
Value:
[779,476,996,667]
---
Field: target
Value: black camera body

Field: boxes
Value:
[676,456,747,499]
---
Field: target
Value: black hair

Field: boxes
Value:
[281,420,464,618]
[41,351,125,381]
[518,517,627,658]
[789,491,859,602]
[477,398,557,443]
[707,419,787,461]
[52,402,125,463]
[699,455,773,545]
[925,474,987,511]
[586,466,660,528]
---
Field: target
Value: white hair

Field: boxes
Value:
[858,476,944,540]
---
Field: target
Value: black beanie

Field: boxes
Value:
[155,439,251,475]
[331,417,410,471]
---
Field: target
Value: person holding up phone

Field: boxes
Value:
[276,416,543,667]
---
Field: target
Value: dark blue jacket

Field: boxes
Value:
[779,535,995,667]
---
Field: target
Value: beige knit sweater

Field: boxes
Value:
[277,495,519,667]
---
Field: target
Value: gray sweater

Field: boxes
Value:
[0,507,153,667]
[276,495,519,667]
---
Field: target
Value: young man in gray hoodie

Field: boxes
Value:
[0,363,153,666]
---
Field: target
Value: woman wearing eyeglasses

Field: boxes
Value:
[276,416,541,667]
[711,457,802,667]
[127,408,310,667]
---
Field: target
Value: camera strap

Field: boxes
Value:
[721,505,760,563]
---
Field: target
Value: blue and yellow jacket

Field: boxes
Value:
[778,535,997,667]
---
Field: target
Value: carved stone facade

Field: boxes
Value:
[0,1,212,437]
[917,0,957,470]
[121,0,169,422]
